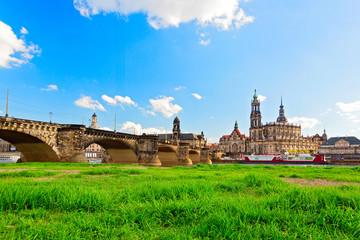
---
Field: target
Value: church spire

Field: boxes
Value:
[253,88,258,100]
[234,120,238,130]
[276,93,287,123]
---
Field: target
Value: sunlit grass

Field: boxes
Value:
[0,163,360,239]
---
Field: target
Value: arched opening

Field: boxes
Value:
[158,145,178,167]
[189,149,200,164]
[0,130,60,162]
[86,139,138,164]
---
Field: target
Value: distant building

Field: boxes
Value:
[158,116,206,149]
[218,121,247,157]
[85,143,106,159]
[247,89,326,154]
[213,89,327,156]
[0,139,17,152]
[319,136,360,160]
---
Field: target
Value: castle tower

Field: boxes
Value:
[89,112,100,129]
[276,94,288,123]
[172,116,181,140]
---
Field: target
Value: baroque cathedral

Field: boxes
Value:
[218,89,327,156]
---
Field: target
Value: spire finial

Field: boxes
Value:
[253,88,258,100]
[235,120,238,129]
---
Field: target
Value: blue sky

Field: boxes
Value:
[1,0,360,142]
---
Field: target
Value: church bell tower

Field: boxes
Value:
[249,89,263,141]
[250,89,262,129]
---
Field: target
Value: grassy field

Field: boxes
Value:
[0,163,360,239]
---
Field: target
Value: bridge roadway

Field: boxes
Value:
[0,116,212,166]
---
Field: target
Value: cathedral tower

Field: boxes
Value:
[250,89,262,128]
[249,89,263,141]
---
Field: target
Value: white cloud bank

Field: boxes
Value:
[288,117,321,129]
[41,84,58,91]
[74,95,106,111]
[149,96,182,118]
[101,94,138,107]
[73,0,254,30]
[120,121,166,135]
[0,21,41,68]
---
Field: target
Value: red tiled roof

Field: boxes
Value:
[231,129,245,139]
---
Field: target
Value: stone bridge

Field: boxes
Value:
[0,117,211,166]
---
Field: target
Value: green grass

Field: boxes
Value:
[0,163,360,239]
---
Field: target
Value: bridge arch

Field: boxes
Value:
[0,129,61,162]
[84,138,138,164]
[158,145,178,167]
[189,149,200,165]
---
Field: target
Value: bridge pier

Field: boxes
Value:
[137,137,161,166]
[57,127,88,163]
[200,148,212,164]
[177,143,193,166]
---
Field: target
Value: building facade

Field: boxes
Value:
[0,139,17,152]
[248,89,327,154]
[319,137,360,160]
[218,121,247,157]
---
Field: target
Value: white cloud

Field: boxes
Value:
[336,101,360,113]
[74,95,106,111]
[199,38,211,46]
[288,117,321,129]
[146,110,156,116]
[192,93,203,100]
[120,121,166,135]
[20,27,28,34]
[0,21,41,68]
[101,127,112,131]
[175,86,186,91]
[41,84,58,91]
[73,0,254,30]
[257,95,266,102]
[101,94,137,107]
[149,96,182,118]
